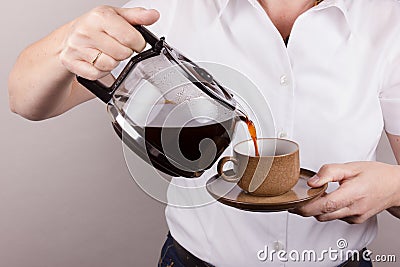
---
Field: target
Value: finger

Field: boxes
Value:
[317,209,370,224]
[72,61,109,80]
[308,163,359,188]
[315,206,352,222]
[296,185,357,217]
[115,7,160,26]
[64,28,133,62]
[67,48,119,72]
[61,54,108,80]
[340,215,365,224]
[91,51,119,72]
[289,192,327,215]
[87,32,134,61]
[104,8,160,52]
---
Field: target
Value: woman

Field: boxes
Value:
[8,0,400,266]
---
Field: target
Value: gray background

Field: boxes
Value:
[1,0,398,266]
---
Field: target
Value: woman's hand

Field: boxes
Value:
[59,6,159,80]
[293,162,400,224]
[8,6,159,120]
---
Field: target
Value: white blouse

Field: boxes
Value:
[114,0,400,266]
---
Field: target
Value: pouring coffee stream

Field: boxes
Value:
[77,25,260,177]
[234,103,260,157]
[240,113,260,157]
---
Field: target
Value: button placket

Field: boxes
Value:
[280,74,289,86]
[276,71,293,139]
[273,240,285,251]
[279,131,288,138]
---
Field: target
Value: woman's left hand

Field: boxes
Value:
[293,161,400,224]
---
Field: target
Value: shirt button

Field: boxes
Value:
[280,75,289,86]
[273,241,285,251]
[279,131,288,138]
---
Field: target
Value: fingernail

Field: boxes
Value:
[308,175,320,184]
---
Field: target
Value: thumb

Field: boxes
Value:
[116,7,160,26]
[308,163,358,187]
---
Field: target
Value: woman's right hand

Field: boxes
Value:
[8,6,159,120]
[59,6,160,80]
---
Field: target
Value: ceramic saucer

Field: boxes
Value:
[206,168,327,212]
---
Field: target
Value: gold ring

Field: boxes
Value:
[91,51,102,65]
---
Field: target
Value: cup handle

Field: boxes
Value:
[217,156,239,182]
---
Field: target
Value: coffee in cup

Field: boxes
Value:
[217,138,300,196]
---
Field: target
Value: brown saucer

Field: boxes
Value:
[206,168,327,212]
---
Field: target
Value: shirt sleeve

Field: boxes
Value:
[379,33,400,135]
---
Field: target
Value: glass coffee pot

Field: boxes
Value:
[77,26,248,178]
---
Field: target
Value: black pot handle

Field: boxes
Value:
[133,25,160,47]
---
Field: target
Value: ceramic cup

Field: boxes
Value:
[217,138,300,197]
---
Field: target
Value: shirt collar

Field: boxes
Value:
[217,0,257,16]
[218,0,351,30]
[312,0,351,28]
